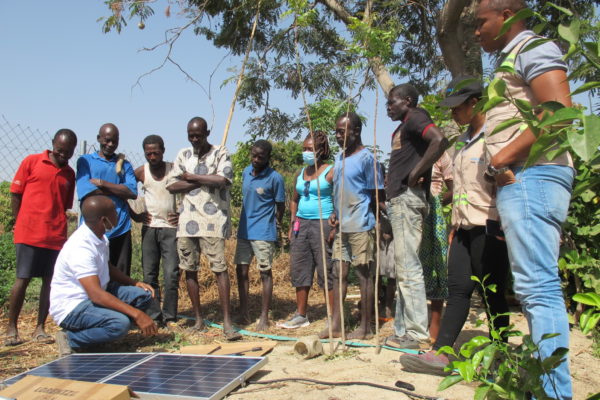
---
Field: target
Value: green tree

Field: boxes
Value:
[99,0,597,140]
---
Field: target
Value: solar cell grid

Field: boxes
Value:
[3,353,150,387]
[104,354,265,399]
[3,352,267,400]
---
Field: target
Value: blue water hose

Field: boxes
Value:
[178,315,420,355]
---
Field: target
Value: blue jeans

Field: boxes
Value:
[60,283,153,349]
[388,187,430,341]
[497,165,574,400]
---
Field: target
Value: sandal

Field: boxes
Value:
[224,330,242,341]
[33,333,55,344]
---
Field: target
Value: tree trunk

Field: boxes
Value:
[437,0,482,78]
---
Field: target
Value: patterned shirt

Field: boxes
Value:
[167,145,233,238]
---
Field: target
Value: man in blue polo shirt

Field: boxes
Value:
[76,123,137,276]
[235,140,285,332]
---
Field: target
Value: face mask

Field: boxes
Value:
[102,217,114,233]
[302,151,315,166]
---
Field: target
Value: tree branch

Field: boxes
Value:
[436,0,480,78]
[317,0,394,96]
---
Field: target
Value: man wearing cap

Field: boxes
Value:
[476,0,574,397]
[385,83,448,350]
[400,76,510,376]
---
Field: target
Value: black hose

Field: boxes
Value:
[246,378,445,400]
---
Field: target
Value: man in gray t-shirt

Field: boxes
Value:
[474,0,574,398]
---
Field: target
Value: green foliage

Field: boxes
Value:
[0,232,17,306]
[0,181,15,233]
[438,276,568,400]
[573,292,600,334]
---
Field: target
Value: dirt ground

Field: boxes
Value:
[1,295,598,399]
[1,244,599,399]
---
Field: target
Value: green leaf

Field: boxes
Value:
[532,22,546,34]
[437,345,457,357]
[573,292,600,307]
[541,332,561,341]
[487,77,506,98]
[481,345,497,371]
[571,81,600,96]
[526,131,560,166]
[570,114,600,162]
[468,336,492,347]
[438,374,463,391]
[558,20,580,44]
[545,2,573,16]
[496,8,533,39]
[537,107,581,129]
[490,118,522,136]
[522,38,553,54]
[515,99,533,113]
[456,361,475,382]
[471,349,485,369]
[580,310,600,334]
[474,384,491,400]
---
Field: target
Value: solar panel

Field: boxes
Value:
[2,353,149,386]
[2,353,267,400]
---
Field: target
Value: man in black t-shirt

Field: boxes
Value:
[385,83,448,349]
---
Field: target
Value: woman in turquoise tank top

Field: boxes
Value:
[278,131,334,329]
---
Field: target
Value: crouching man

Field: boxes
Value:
[50,195,158,356]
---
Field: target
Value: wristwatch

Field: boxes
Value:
[486,164,509,177]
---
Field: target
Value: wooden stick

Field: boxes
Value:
[372,88,382,355]
[220,1,261,147]
[293,21,335,355]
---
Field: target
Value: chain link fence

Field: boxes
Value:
[0,115,146,183]
[0,116,146,214]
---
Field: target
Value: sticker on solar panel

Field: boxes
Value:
[2,353,267,400]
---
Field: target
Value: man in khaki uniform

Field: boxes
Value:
[400,76,510,376]
[476,0,574,397]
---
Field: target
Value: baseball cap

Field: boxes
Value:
[439,75,483,108]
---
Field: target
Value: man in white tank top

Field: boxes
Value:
[130,135,179,325]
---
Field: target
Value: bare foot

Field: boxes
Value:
[318,327,341,339]
[4,333,24,346]
[186,320,206,333]
[255,317,270,332]
[347,328,373,340]
[235,313,251,326]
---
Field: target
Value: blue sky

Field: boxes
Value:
[0,0,400,163]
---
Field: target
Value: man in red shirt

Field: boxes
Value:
[4,129,77,346]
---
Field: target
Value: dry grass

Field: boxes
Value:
[0,236,365,381]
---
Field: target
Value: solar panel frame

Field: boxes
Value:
[1,353,267,400]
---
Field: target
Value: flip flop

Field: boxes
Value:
[33,333,55,344]
[384,335,404,349]
[4,335,25,347]
[224,330,242,342]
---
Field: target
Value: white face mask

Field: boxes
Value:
[102,217,114,233]
[302,151,315,166]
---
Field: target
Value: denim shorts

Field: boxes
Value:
[233,239,275,271]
